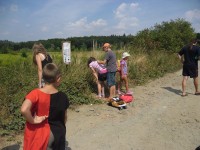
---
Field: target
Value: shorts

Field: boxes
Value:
[182,65,198,78]
[98,73,107,81]
[107,72,116,87]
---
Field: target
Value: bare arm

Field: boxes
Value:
[36,54,43,88]
[177,54,183,64]
[97,60,107,65]
[90,67,98,81]
[21,99,47,124]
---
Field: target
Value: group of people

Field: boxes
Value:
[19,39,200,149]
[21,43,69,150]
[88,43,132,100]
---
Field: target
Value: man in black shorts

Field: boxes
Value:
[178,39,200,96]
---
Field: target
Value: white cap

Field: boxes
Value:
[122,52,130,59]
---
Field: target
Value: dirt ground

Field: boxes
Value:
[1,69,200,150]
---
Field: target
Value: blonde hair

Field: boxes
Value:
[32,43,48,65]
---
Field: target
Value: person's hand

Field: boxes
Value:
[33,115,48,124]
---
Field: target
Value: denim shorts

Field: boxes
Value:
[107,72,116,87]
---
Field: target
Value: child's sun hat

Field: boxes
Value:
[122,52,130,59]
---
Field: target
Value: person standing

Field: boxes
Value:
[118,52,132,95]
[21,63,70,150]
[98,43,117,100]
[178,39,200,96]
[32,43,53,88]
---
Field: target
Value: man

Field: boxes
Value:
[178,39,200,96]
[98,43,117,100]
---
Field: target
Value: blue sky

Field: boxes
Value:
[0,0,200,42]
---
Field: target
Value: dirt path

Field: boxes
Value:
[1,69,200,150]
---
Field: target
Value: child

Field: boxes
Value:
[21,63,69,150]
[32,43,53,88]
[118,52,132,94]
[88,57,107,98]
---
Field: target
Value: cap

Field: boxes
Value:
[102,43,111,48]
[122,52,130,59]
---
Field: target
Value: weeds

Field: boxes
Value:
[0,50,181,133]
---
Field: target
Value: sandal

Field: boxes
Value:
[195,92,200,95]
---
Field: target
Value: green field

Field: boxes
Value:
[0,50,181,133]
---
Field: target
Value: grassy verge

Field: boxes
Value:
[0,50,181,134]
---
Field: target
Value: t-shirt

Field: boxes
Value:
[89,61,107,74]
[178,45,200,67]
[120,59,128,75]
[105,50,117,72]
[23,89,69,150]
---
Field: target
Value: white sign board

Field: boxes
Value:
[62,41,71,64]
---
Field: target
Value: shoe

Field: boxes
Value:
[195,92,200,95]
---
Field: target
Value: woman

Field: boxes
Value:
[32,43,52,88]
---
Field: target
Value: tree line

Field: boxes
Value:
[0,18,199,54]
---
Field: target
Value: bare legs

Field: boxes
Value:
[97,81,105,98]
[182,76,200,95]
[194,77,199,93]
[118,75,129,94]
[182,76,188,95]
[109,85,116,100]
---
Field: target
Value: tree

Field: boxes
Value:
[133,19,196,52]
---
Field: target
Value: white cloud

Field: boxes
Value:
[114,3,139,30]
[0,31,10,35]
[41,26,48,32]
[69,17,88,28]
[12,19,19,23]
[114,2,139,19]
[90,19,107,27]
[116,17,139,29]
[68,17,107,29]
[10,4,18,12]
[185,9,200,21]
[55,31,64,36]
[25,24,30,28]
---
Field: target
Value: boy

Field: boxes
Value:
[21,63,70,150]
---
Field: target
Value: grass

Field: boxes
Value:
[0,49,181,133]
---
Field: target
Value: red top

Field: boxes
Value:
[23,89,69,150]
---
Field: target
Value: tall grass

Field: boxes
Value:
[0,50,181,133]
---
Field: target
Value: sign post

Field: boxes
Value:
[62,41,71,64]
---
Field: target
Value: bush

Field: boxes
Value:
[0,50,181,133]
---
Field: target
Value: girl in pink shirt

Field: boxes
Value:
[88,57,107,98]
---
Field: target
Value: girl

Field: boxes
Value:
[118,52,132,94]
[88,57,107,98]
[32,43,52,88]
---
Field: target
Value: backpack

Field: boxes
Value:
[119,94,134,103]
[117,59,121,72]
